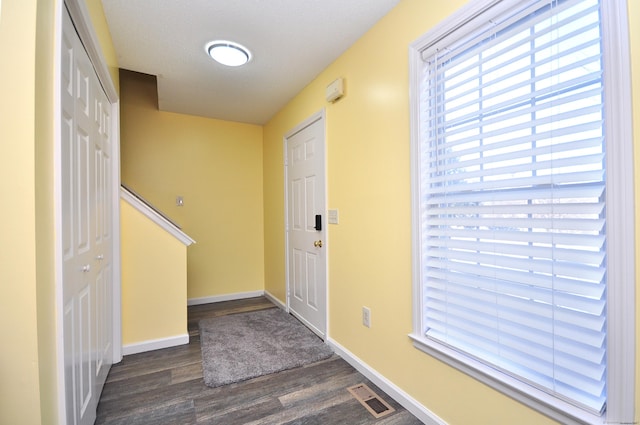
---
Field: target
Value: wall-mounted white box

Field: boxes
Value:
[326,78,344,103]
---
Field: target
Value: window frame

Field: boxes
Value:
[408,1,635,424]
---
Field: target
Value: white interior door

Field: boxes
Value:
[286,112,327,338]
[60,8,113,424]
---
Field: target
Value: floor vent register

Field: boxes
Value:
[347,383,396,419]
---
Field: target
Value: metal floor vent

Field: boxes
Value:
[347,383,396,419]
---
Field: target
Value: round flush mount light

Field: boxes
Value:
[205,40,252,67]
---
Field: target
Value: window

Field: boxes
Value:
[409,1,634,423]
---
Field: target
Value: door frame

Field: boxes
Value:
[283,109,328,337]
[54,1,121,423]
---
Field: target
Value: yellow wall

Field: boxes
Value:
[0,1,44,424]
[120,199,188,345]
[119,70,264,300]
[263,0,639,424]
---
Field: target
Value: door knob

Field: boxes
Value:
[81,264,91,272]
[314,240,323,248]
[95,255,104,261]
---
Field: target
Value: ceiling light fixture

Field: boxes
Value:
[205,40,252,67]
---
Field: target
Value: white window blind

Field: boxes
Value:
[417,0,606,414]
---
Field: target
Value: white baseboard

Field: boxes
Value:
[264,290,287,310]
[328,338,447,425]
[187,290,265,306]
[122,333,189,356]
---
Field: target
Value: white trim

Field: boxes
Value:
[283,108,329,339]
[283,109,326,139]
[410,334,599,425]
[122,334,190,356]
[600,0,635,421]
[111,103,123,363]
[328,338,447,425]
[410,0,504,60]
[408,25,424,344]
[53,5,66,423]
[264,290,287,310]
[187,290,264,306]
[187,290,287,309]
[120,187,196,246]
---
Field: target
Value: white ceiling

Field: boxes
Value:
[101,0,401,125]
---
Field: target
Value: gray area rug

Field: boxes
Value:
[199,308,333,388]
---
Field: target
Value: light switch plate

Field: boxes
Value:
[328,209,339,224]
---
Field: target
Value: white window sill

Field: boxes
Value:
[409,333,605,425]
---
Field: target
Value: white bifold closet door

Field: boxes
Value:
[60,7,113,425]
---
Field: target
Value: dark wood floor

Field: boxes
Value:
[96,297,423,424]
